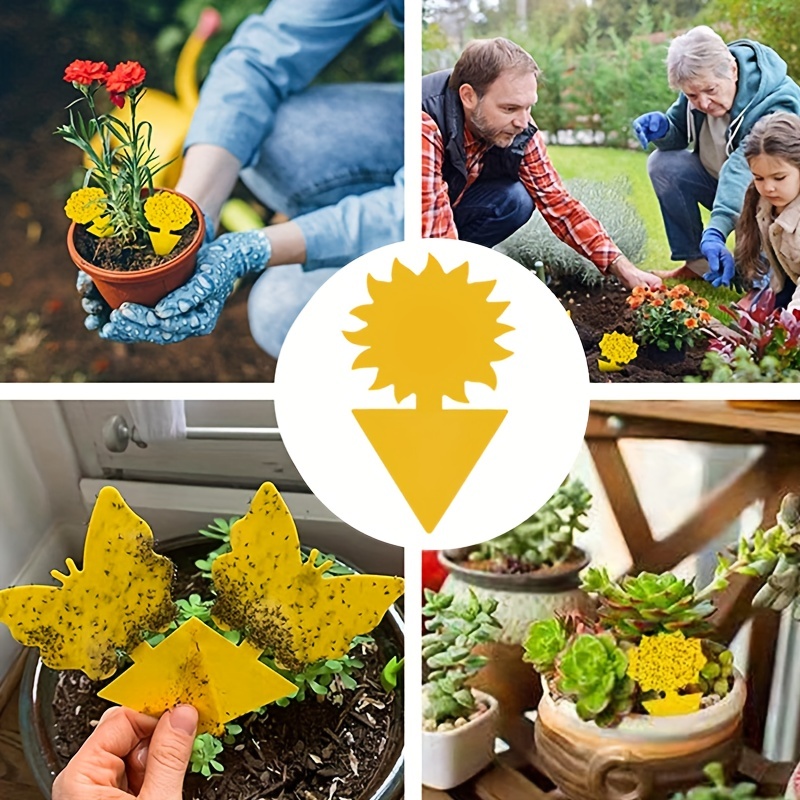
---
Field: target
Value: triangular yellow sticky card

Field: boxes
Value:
[211,483,404,671]
[642,691,703,716]
[99,617,296,734]
[0,486,176,680]
[352,408,506,532]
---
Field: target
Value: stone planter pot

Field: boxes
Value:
[421,689,499,791]
[535,672,747,800]
[19,534,404,800]
[439,549,592,740]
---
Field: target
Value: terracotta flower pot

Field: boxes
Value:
[421,689,499,790]
[67,189,205,309]
[439,549,592,743]
[535,672,747,800]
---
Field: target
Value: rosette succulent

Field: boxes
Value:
[553,632,635,726]
[422,588,502,727]
[468,478,591,572]
[523,618,568,673]
[581,567,715,640]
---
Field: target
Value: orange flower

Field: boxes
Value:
[699,311,712,324]
[670,299,687,311]
[673,284,693,298]
[627,296,644,310]
[668,287,683,299]
[651,298,664,307]
[632,286,646,297]
[696,297,709,309]
[685,318,699,329]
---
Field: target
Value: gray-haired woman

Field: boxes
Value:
[633,26,800,286]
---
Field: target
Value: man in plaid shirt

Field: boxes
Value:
[422,38,661,290]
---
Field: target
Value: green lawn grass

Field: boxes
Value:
[547,144,743,316]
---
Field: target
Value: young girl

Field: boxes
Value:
[736,111,800,311]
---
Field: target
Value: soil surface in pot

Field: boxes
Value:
[49,547,402,800]
[459,550,586,576]
[552,276,707,383]
[0,5,276,381]
[74,216,200,272]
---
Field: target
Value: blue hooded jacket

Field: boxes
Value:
[654,39,800,237]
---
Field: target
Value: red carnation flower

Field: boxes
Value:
[105,61,147,95]
[63,60,109,86]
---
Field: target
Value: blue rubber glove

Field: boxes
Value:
[700,228,736,288]
[85,230,272,344]
[632,112,669,150]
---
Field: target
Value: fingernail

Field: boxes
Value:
[136,744,149,767]
[169,705,198,735]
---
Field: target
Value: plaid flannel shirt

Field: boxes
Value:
[421,110,621,272]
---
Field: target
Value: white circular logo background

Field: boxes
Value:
[274,238,589,551]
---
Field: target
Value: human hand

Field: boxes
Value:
[608,255,664,291]
[632,112,669,150]
[700,228,736,287]
[52,704,198,800]
[95,229,272,345]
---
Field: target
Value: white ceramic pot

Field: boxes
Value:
[421,689,499,791]
[536,672,747,800]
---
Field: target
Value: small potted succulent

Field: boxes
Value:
[525,492,800,800]
[673,763,782,799]
[59,59,205,308]
[421,588,502,790]
[438,479,594,729]
[6,482,405,800]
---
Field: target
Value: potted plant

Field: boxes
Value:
[421,588,502,790]
[6,482,404,800]
[59,59,206,308]
[438,478,594,730]
[524,492,800,800]
[673,763,782,799]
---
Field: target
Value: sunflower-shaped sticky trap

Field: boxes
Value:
[64,187,114,237]
[211,482,405,671]
[626,631,707,716]
[598,331,638,372]
[144,191,193,255]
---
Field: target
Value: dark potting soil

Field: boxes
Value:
[49,548,402,800]
[74,215,200,272]
[460,551,585,576]
[553,276,707,383]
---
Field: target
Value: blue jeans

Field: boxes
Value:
[648,149,718,262]
[242,83,403,358]
[453,179,535,248]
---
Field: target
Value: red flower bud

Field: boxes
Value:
[63,59,109,86]
[105,61,147,95]
[108,92,126,109]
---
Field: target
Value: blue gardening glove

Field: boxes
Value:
[632,111,669,150]
[700,227,736,288]
[90,230,271,344]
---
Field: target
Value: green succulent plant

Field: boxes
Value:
[554,632,635,727]
[422,588,502,726]
[581,567,715,640]
[468,478,591,571]
[523,618,568,673]
[670,762,781,799]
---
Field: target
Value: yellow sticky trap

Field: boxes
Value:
[147,230,181,256]
[598,359,623,372]
[627,631,707,717]
[144,192,192,256]
[0,487,176,680]
[599,332,638,369]
[87,215,114,238]
[643,691,703,716]
[211,483,405,671]
[99,617,296,735]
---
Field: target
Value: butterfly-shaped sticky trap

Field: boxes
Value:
[0,486,176,680]
[211,482,405,671]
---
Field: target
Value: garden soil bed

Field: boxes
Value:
[553,276,707,382]
[0,3,277,381]
[48,542,403,800]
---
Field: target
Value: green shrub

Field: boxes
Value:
[497,176,646,285]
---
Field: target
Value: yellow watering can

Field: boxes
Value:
[87,7,222,189]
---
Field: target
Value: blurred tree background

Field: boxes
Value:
[423,0,800,148]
